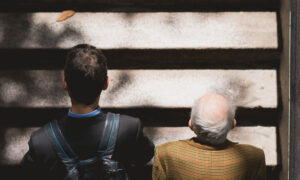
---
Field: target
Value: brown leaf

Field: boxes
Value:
[56,10,76,22]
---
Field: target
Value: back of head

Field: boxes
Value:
[190,93,236,145]
[64,44,107,105]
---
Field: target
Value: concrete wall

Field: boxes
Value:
[0,12,277,49]
[0,1,282,180]
[0,70,277,108]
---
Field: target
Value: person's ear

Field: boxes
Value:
[62,75,68,91]
[232,119,237,129]
[103,76,109,90]
[188,119,193,130]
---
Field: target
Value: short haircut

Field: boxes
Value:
[64,44,107,105]
[190,96,236,145]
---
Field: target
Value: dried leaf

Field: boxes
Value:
[56,10,76,22]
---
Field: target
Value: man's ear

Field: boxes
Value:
[103,76,109,90]
[62,75,68,91]
[188,119,193,130]
[232,119,237,129]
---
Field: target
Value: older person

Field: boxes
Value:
[152,93,266,180]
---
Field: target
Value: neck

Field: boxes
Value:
[71,104,98,114]
[71,99,99,114]
[195,136,226,147]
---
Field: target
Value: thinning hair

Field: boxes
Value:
[190,95,236,145]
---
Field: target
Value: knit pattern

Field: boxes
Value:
[152,138,266,180]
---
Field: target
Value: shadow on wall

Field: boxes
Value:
[0,71,66,107]
[0,13,83,173]
[209,77,254,107]
[0,13,83,48]
[106,71,133,102]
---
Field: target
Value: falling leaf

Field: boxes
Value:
[56,10,76,22]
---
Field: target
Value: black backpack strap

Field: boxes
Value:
[97,112,120,158]
[45,120,80,180]
[44,120,78,161]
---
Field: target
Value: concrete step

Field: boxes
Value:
[0,12,277,49]
[0,70,277,108]
[0,126,276,166]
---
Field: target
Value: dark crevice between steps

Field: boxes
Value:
[0,164,280,180]
[0,49,280,70]
[0,107,279,127]
[0,1,280,12]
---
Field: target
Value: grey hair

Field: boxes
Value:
[190,96,236,145]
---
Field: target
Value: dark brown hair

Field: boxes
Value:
[64,44,107,105]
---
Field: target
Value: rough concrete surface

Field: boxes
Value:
[0,126,276,166]
[0,12,277,49]
[0,70,277,108]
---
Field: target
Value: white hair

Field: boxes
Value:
[190,96,236,145]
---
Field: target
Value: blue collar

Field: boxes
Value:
[68,107,101,118]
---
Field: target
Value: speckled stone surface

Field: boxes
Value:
[0,70,277,108]
[0,12,277,49]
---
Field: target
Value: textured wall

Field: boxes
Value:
[0,70,277,108]
[0,12,277,49]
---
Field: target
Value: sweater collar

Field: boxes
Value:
[185,138,236,150]
[67,107,101,118]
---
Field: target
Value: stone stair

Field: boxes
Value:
[0,0,281,179]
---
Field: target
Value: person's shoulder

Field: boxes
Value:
[156,140,186,152]
[154,140,186,160]
[114,113,141,139]
[234,143,264,153]
[232,143,265,159]
[29,123,55,158]
[118,114,141,129]
[30,126,49,148]
[119,114,140,126]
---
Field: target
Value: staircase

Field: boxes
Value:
[0,0,282,179]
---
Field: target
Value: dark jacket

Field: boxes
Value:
[21,112,154,180]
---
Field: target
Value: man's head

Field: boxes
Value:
[63,44,108,105]
[189,93,236,145]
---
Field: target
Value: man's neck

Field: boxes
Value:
[71,103,99,114]
[194,136,229,149]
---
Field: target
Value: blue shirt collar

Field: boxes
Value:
[68,107,101,118]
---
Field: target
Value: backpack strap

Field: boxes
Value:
[44,120,78,161]
[97,112,120,159]
[44,113,120,161]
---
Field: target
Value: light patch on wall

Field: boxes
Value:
[0,128,37,165]
[0,79,26,104]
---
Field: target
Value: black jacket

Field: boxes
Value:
[21,112,154,179]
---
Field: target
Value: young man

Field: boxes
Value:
[22,44,154,179]
[153,93,266,180]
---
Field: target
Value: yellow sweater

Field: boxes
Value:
[152,138,266,180]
